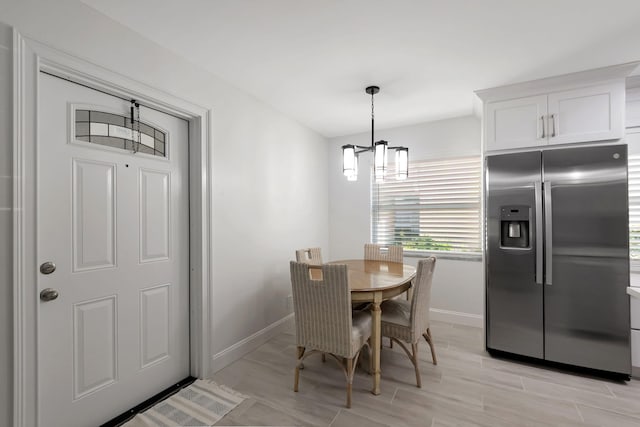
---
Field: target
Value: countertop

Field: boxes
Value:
[629,274,640,298]
[628,286,640,299]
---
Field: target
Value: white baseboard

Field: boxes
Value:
[430,308,484,328]
[210,309,482,373]
[211,313,294,373]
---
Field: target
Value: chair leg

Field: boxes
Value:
[346,358,353,408]
[368,339,373,376]
[423,328,437,365]
[322,353,326,363]
[390,337,393,349]
[411,343,422,388]
[389,338,423,388]
[294,346,305,392]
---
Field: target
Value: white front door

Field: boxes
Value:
[37,72,190,427]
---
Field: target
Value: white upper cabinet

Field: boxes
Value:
[477,63,638,153]
[547,83,624,145]
[485,95,547,151]
[627,87,640,129]
[484,82,624,151]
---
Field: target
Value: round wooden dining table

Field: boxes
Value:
[328,259,416,395]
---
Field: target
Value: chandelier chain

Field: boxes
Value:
[135,102,140,153]
[131,100,141,154]
[371,92,375,121]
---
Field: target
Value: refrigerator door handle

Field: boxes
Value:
[534,182,543,285]
[544,181,553,285]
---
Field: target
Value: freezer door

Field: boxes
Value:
[486,151,543,358]
[543,144,630,375]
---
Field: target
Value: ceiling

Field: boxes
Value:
[82,0,640,138]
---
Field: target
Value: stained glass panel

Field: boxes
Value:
[75,109,166,157]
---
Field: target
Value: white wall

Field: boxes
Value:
[328,116,484,321]
[0,0,329,421]
[0,21,13,427]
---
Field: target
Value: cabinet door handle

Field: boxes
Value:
[550,114,556,137]
[540,116,546,139]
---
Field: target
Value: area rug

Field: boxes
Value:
[122,380,247,427]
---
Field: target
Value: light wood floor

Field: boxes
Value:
[211,320,640,426]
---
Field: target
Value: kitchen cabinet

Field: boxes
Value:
[629,286,640,376]
[484,82,625,152]
[485,95,547,151]
[627,87,640,129]
[633,330,640,371]
[547,83,625,145]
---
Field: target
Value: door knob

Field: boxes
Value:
[40,288,59,302]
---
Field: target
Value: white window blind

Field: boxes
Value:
[371,156,482,254]
[629,154,640,260]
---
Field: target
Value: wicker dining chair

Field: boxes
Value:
[380,257,437,388]
[365,243,409,311]
[364,243,403,263]
[290,261,372,408]
[295,247,323,265]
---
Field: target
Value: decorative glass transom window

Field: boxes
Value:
[75,109,166,157]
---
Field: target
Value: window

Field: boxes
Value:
[371,156,482,255]
[629,153,640,261]
[75,109,166,157]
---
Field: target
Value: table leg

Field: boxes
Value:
[371,293,382,395]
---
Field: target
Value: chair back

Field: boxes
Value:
[410,257,437,341]
[295,247,323,265]
[290,261,353,357]
[364,243,403,263]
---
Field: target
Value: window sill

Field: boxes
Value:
[404,250,482,262]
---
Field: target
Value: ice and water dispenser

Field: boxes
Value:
[500,205,530,249]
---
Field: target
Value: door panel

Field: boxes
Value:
[38,73,190,426]
[486,151,544,358]
[73,296,118,399]
[543,145,630,374]
[139,168,170,262]
[140,284,171,368]
[72,159,117,271]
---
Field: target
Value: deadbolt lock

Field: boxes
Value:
[40,261,56,275]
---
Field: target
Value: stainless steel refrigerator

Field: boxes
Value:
[486,144,631,376]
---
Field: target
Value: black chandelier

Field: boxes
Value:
[342,86,408,182]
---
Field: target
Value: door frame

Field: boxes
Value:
[12,30,213,427]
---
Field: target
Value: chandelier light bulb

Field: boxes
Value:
[342,144,357,179]
[347,154,358,181]
[396,147,408,180]
[374,140,388,182]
